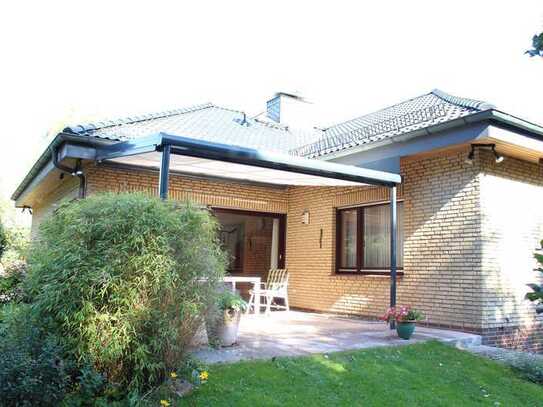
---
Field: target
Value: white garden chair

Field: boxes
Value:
[246,268,289,314]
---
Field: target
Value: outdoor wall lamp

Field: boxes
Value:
[466,143,504,164]
[301,209,310,225]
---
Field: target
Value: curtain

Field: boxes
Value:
[340,209,358,268]
[363,203,403,268]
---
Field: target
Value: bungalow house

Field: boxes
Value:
[12,89,543,351]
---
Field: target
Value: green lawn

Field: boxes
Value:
[168,341,543,406]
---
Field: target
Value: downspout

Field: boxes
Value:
[50,146,86,199]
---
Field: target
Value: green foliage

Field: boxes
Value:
[178,341,543,406]
[526,33,543,57]
[381,305,425,323]
[525,239,543,313]
[1,224,30,264]
[217,290,247,313]
[405,308,424,322]
[26,193,226,393]
[0,260,28,304]
[0,305,72,406]
[0,218,6,259]
[505,355,543,385]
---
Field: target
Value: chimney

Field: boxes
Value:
[266,92,312,128]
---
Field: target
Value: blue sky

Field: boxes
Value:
[1,0,542,202]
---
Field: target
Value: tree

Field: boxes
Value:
[526,240,543,313]
[0,219,6,261]
[526,33,543,57]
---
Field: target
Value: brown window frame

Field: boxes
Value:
[335,202,404,276]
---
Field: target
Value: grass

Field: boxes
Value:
[157,341,543,406]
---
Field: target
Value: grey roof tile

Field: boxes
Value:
[290,89,495,158]
[63,89,494,159]
[65,103,323,154]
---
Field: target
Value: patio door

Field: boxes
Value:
[213,208,286,276]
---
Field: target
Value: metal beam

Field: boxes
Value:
[58,143,97,161]
[159,144,171,200]
[389,185,397,329]
[95,134,162,161]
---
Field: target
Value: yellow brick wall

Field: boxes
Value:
[286,149,484,330]
[85,164,288,214]
[286,185,396,317]
[31,176,80,236]
[477,149,543,348]
[399,149,484,330]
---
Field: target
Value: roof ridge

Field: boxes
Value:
[63,102,215,134]
[430,88,495,111]
[319,91,434,132]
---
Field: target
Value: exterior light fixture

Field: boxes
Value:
[494,151,504,164]
[466,143,504,165]
[301,210,310,225]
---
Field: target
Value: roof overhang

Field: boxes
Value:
[12,132,401,206]
[16,107,542,205]
[318,109,543,161]
[11,133,114,205]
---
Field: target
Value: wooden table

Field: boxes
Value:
[224,276,261,313]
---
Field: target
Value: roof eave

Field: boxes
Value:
[316,110,543,161]
[11,133,112,202]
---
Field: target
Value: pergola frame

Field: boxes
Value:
[96,132,401,328]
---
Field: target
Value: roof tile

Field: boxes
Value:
[290,89,494,158]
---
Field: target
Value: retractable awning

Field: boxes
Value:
[95,133,402,191]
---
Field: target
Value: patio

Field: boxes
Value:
[190,311,481,364]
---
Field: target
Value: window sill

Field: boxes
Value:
[335,270,404,277]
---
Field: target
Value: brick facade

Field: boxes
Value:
[399,149,484,331]
[85,164,289,214]
[30,150,543,351]
[286,149,486,333]
[478,150,543,350]
[31,176,80,235]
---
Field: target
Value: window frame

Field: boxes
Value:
[335,201,404,276]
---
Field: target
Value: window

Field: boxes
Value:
[336,202,404,274]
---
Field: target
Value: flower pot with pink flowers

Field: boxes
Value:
[381,305,425,340]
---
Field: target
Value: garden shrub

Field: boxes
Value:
[0,305,72,406]
[1,224,29,266]
[0,259,28,304]
[526,239,543,313]
[512,357,543,384]
[0,218,6,259]
[26,193,226,393]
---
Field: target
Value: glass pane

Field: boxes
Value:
[340,209,358,268]
[219,223,245,273]
[363,203,403,268]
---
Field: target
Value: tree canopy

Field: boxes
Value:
[526,33,543,57]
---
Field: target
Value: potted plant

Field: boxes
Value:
[381,305,425,340]
[206,291,247,347]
